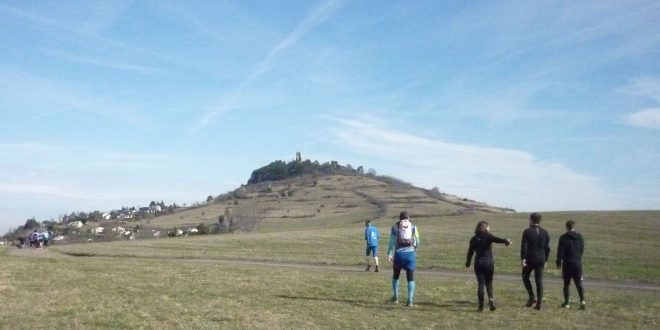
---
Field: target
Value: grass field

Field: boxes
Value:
[1,245,658,329]
[48,211,660,284]
[2,211,659,329]
[2,174,659,328]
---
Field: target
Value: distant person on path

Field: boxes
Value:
[364,220,380,272]
[521,212,550,310]
[29,229,40,248]
[387,211,420,307]
[465,221,512,312]
[556,220,586,310]
[40,231,51,248]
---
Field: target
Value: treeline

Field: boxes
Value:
[248,159,375,184]
[2,200,180,239]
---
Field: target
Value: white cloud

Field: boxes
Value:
[250,0,348,80]
[0,182,85,199]
[0,143,178,175]
[188,0,348,134]
[620,78,660,129]
[329,115,619,211]
[42,49,165,74]
[621,77,660,103]
[0,3,190,68]
[624,108,660,129]
[0,162,235,234]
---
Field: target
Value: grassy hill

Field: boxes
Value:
[27,173,660,284]
[141,173,511,232]
[2,173,659,328]
[2,209,659,329]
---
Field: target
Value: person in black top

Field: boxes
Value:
[466,221,512,312]
[520,212,550,310]
[556,220,585,310]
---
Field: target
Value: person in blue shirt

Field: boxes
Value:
[387,211,420,307]
[364,220,380,272]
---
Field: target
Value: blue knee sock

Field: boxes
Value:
[407,281,416,304]
[391,279,400,301]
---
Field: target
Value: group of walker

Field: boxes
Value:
[17,229,52,249]
[364,212,585,311]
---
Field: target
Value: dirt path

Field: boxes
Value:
[203,258,660,292]
[9,247,72,258]
[9,247,659,292]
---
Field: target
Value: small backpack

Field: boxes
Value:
[396,220,416,248]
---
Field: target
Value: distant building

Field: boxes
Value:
[68,221,83,228]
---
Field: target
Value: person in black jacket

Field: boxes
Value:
[556,220,585,310]
[466,221,512,312]
[520,212,550,310]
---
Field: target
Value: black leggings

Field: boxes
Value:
[522,263,545,303]
[475,263,494,306]
[392,267,414,282]
[563,264,584,302]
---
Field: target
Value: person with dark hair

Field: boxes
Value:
[557,220,586,310]
[387,211,420,307]
[521,212,550,310]
[466,221,512,311]
[364,220,380,272]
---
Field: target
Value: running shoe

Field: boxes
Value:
[525,298,536,307]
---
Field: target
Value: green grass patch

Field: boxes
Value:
[51,211,660,284]
[1,252,658,329]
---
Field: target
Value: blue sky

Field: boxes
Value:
[1,0,659,233]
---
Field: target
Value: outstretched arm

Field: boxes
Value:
[491,234,511,246]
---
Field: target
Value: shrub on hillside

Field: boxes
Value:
[195,223,210,235]
[233,186,248,199]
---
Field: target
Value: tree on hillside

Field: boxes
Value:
[206,195,214,203]
[23,218,39,230]
[89,210,102,222]
[233,186,248,199]
[41,220,56,231]
[247,158,364,184]
[79,212,89,224]
[248,160,288,183]
[196,222,210,235]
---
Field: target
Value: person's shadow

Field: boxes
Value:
[415,299,474,312]
[273,295,474,311]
